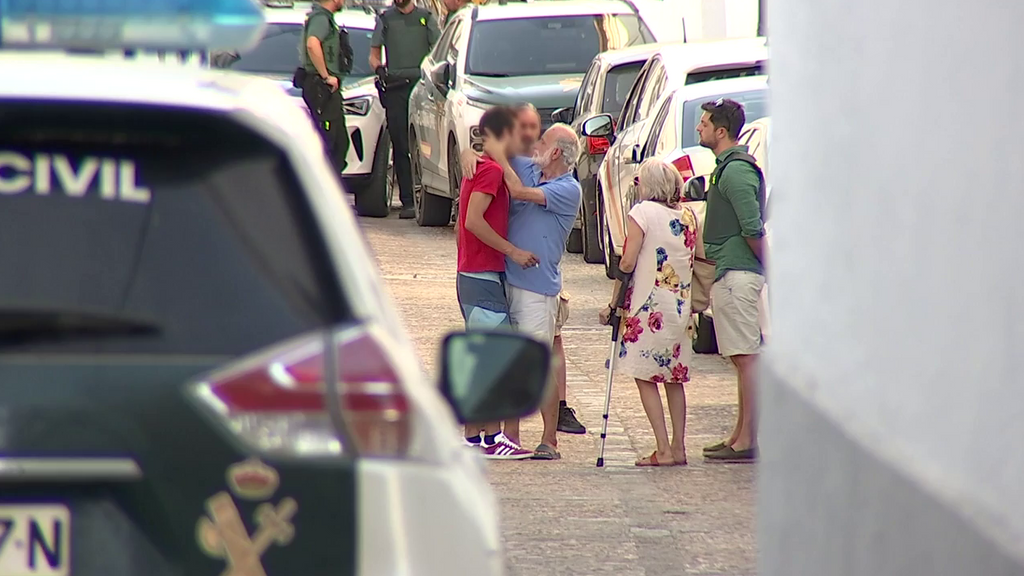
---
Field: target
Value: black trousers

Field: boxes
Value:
[383,81,415,209]
[301,75,349,175]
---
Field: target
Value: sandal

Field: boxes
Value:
[635,451,675,467]
[532,443,561,460]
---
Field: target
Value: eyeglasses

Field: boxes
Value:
[633,175,640,188]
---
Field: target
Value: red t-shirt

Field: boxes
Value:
[457,156,510,273]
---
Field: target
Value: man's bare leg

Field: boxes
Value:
[539,373,559,449]
[503,418,521,445]
[730,354,758,451]
[725,373,744,447]
[554,335,567,402]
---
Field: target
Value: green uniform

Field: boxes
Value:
[301,4,344,77]
[703,145,766,280]
[370,6,440,81]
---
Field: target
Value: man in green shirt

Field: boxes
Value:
[369,0,441,219]
[696,98,767,463]
[299,0,353,175]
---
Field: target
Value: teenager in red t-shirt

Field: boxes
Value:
[455,106,537,460]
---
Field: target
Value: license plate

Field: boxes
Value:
[0,505,70,576]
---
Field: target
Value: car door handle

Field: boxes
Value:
[0,457,142,482]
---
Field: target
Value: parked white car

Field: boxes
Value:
[582,39,766,276]
[408,0,658,226]
[212,2,395,216]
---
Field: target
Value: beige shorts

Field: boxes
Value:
[711,270,766,357]
[507,285,559,345]
[554,291,569,337]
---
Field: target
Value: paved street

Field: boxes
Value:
[361,211,756,575]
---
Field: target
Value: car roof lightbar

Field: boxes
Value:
[0,0,267,52]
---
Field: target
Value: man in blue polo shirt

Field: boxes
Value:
[485,122,582,460]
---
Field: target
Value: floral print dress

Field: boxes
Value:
[617,201,697,384]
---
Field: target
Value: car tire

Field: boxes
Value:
[354,126,394,218]
[447,139,463,224]
[603,217,620,281]
[581,177,603,263]
[412,128,452,227]
[566,228,583,253]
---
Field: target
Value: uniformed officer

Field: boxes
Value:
[369,0,441,219]
[299,0,354,176]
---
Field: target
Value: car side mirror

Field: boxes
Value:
[430,61,451,95]
[581,114,614,140]
[551,106,573,125]
[439,331,550,424]
[684,176,706,201]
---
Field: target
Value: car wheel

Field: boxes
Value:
[447,139,462,224]
[412,129,452,227]
[566,227,583,253]
[598,185,619,280]
[353,126,393,218]
[581,176,603,263]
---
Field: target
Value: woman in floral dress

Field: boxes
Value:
[599,159,700,467]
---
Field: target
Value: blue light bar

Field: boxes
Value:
[0,0,267,51]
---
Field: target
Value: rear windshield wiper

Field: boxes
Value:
[0,309,160,346]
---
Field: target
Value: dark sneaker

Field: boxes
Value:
[399,207,416,219]
[705,446,758,463]
[557,405,586,434]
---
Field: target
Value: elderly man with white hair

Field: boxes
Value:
[484,122,582,460]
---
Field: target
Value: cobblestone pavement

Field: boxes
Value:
[361,211,756,575]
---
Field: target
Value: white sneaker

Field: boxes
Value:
[482,432,533,460]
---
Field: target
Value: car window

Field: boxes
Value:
[466,14,654,77]
[211,23,376,78]
[643,95,674,158]
[636,60,666,120]
[601,62,643,121]
[619,63,651,130]
[431,18,460,62]
[681,88,769,147]
[0,102,348,356]
[446,20,465,62]
[575,61,600,117]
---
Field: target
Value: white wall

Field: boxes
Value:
[637,0,757,43]
[763,0,1024,572]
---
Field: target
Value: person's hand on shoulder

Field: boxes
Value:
[460,148,479,179]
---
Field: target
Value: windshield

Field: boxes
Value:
[602,62,643,119]
[467,15,654,77]
[212,23,375,78]
[681,88,770,148]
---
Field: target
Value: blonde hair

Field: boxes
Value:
[637,159,683,205]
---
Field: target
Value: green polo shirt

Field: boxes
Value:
[703,145,765,280]
[301,4,343,77]
[371,6,440,80]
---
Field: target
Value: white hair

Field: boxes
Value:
[637,159,683,205]
[547,123,579,169]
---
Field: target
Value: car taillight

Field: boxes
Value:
[671,155,694,182]
[587,136,610,156]
[191,326,410,458]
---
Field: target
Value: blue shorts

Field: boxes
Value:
[456,272,511,329]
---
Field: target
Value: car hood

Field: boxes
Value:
[463,74,584,109]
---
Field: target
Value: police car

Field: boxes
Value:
[212,0,394,217]
[0,2,550,575]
